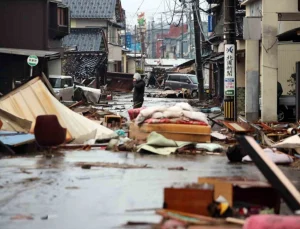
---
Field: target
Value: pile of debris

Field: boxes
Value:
[152,135,300,229]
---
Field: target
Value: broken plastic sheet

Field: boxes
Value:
[272,135,300,149]
[242,148,293,164]
[196,143,224,152]
[0,77,117,143]
[75,85,101,104]
[137,132,194,155]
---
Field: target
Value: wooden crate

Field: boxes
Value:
[198,177,281,214]
[104,115,122,128]
[129,123,211,143]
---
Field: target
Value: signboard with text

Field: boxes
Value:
[125,33,132,49]
[224,44,235,96]
[27,55,39,67]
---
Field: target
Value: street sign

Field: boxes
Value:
[27,55,39,67]
[125,33,132,49]
[224,44,236,96]
[208,15,213,32]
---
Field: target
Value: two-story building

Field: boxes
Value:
[62,0,126,72]
[242,0,300,122]
[0,0,70,95]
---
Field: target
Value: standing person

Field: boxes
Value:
[133,73,145,108]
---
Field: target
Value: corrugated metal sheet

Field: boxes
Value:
[278,43,300,95]
[0,77,117,142]
[0,108,32,132]
[63,0,116,19]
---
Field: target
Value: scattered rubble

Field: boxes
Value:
[168,167,186,171]
[11,215,34,220]
[75,162,152,169]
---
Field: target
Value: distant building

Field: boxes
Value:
[62,0,126,72]
[0,0,70,94]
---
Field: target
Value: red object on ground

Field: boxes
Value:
[34,115,67,147]
[243,215,300,229]
[128,107,145,120]
[144,118,208,126]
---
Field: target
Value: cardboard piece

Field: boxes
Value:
[198,177,233,207]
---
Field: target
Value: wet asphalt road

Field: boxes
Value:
[0,150,300,229]
[0,93,300,229]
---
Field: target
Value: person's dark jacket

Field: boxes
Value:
[133,80,145,102]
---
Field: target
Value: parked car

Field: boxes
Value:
[259,95,296,121]
[49,75,74,101]
[164,73,208,98]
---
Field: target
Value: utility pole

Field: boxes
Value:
[188,10,193,59]
[223,0,237,121]
[135,25,137,71]
[181,13,184,59]
[161,14,164,58]
[141,28,145,72]
[192,0,205,101]
[151,19,154,58]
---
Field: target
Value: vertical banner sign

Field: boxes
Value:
[125,32,132,49]
[208,15,213,32]
[137,12,146,28]
[224,44,235,96]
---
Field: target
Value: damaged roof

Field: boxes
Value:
[62,0,117,19]
[62,28,105,52]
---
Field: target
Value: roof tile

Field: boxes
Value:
[62,0,117,19]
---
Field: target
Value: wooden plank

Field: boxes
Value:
[236,135,300,212]
[156,209,224,225]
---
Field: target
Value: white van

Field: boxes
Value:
[49,75,74,101]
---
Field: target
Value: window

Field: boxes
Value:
[180,75,190,83]
[168,75,180,82]
[57,8,67,26]
[49,78,61,88]
[61,78,73,87]
[188,75,198,84]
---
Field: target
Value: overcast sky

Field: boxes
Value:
[122,0,208,27]
[122,0,176,26]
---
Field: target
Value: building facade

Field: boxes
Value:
[242,0,300,121]
[63,0,126,72]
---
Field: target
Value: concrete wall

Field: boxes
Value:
[108,44,122,62]
[127,59,136,74]
[237,56,245,87]
[244,1,261,121]
[279,21,300,34]
[48,59,62,75]
[278,43,300,95]
[247,0,299,121]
